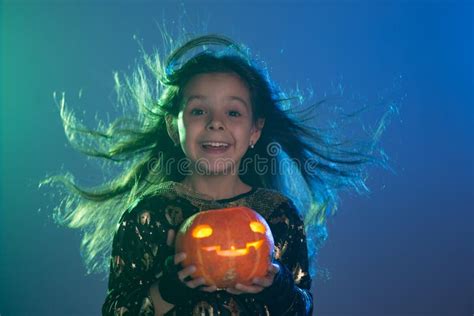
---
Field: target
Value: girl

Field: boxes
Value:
[43,34,393,315]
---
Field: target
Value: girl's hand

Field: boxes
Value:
[167,230,217,293]
[226,262,280,295]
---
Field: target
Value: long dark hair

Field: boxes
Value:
[41,34,397,277]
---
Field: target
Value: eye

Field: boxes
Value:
[190,108,205,116]
[192,225,213,238]
[228,110,241,117]
[249,221,266,234]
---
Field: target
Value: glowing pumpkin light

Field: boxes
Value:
[175,206,274,288]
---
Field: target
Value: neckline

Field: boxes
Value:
[164,181,257,203]
[214,186,257,203]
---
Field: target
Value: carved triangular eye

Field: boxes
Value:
[249,221,265,234]
[192,225,213,238]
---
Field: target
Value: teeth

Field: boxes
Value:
[202,142,229,148]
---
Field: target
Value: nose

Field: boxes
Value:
[206,113,225,131]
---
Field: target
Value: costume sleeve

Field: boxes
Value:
[102,198,169,316]
[272,198,313,315]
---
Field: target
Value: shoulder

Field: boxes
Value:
[249,188,303,222]
[119,185,196,228]
[251,187,294,207]
[119,194,166,221]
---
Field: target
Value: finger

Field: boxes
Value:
[226,287,243,295]
[235,283,264,294]
[252,277,273,288]
[166,229,176,247]
[200,285,218,293]
[174,252,186,265]
[268,263,280,275]
[185,277,206,289]
[177,265,195,281]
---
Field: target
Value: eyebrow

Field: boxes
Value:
[185,95,249,107]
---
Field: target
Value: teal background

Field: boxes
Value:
[1,1,472,315]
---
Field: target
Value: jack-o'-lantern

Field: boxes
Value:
[175,206,274,288]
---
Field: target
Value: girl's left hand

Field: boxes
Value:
[226,262,280,295]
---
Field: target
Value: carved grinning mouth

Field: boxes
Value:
[201,240,264,257]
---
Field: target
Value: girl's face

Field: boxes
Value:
[174,72,264,175]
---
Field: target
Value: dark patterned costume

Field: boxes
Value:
[102,181,313,315]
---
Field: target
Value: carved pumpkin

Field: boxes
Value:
[175,206,274,288]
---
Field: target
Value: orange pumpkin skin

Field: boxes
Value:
[175,206,274,289]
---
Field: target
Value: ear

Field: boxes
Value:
[165,115,179,146]
[250,118,265,145]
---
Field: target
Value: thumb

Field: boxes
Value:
[166,229,176,247]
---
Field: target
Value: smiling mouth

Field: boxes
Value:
[201,142,230,149]
[201,240,264,257]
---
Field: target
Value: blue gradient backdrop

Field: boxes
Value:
[0,1,472,315]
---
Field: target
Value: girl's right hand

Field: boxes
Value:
[166,229,217,293]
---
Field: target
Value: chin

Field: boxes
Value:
[195,161,237,176]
